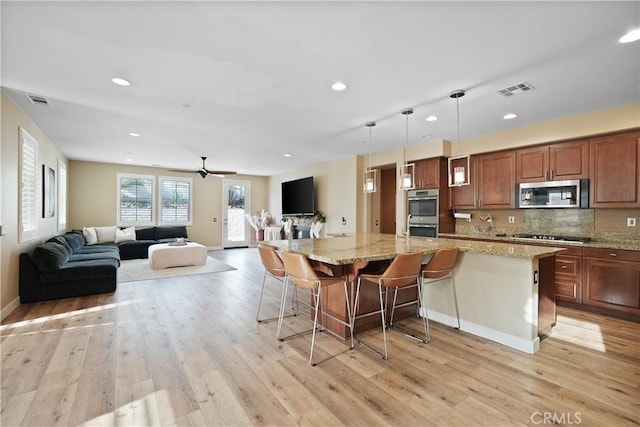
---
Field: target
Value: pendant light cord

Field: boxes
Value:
[456,96,461,145]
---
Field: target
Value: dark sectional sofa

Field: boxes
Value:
[117,226,189,260]
[19,226,189,303]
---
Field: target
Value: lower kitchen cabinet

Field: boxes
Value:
[582,248,640,318]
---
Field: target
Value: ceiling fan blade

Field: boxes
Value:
[167,168,198,173]
[207,170,237,175]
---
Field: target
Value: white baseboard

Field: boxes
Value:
[1,297,20,321]
[423,308,540,354]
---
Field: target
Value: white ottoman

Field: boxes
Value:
[148,242,207,270]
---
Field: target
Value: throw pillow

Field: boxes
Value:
[83,226,98,245]
[95,226,117,244]
[115,226,136,243]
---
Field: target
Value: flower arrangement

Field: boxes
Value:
[245,209,271,231]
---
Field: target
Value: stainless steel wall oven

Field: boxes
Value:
[408,189,439,237]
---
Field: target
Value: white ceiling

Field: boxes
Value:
[2,1,639,176]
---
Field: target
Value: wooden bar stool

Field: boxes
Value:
[353,251,426,360]
[421,248,461,332]
[277,251,354,366]
[256,245,296,323]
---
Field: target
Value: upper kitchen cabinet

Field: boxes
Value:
[449,156,477,209]
[516,139,589,183]
[590,130,640,208]
[478,151,517,209]
[449,151,516,209]
[414,157,446,189]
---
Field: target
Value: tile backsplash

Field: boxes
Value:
[454,208,639,245]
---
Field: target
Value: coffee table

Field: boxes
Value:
[148,242,207,269]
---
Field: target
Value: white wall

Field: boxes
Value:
[1,91,68,317]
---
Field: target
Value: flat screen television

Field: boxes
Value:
[281,176,315,216]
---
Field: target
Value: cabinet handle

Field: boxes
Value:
[609,252,617,257]
[560,265,567,269]
[545,170,549,180]
[550,170,554,180]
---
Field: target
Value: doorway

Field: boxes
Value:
[222,180,251,248]
[380,167,396,234]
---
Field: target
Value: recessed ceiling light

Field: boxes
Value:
[331,82,347,91]
[128,132,141,137]
[620,29,640,43]
[283,153,292,157]
[425,115,438,122]
[125,158,134,162]
[503,113,518,120]
[111,77,131,86]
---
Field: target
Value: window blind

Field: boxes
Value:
[57,160,67,231]
[118,174,155,225]
[19,128,38,242]
[159,177,192,224]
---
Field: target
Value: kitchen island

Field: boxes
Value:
[264,233,564,354]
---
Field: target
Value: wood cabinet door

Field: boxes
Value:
[550,139,589,180]
[413,158,439,189]
[516,146,548,182]
[420,158,440,189]
[477,151,516,209]
[590,131,640,207]
[448,157,477,209]
[582,257,640,313]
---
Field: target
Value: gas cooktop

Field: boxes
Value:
[512,234,591,243]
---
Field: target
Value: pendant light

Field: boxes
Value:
[448,89,470,187]
[363,121,377,193]
[399,108,415,191]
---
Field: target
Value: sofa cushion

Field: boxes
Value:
[83,227,98,245]
[47,236,73,257]
[135,227,155,241]
[95,226,117,244]
[64,232,85,252]
[40,258,119,284]
[76,244,119,255]
[155,226,187,240]
[118,240,157,260]
[115,226,136,243]
[32,242,70,272]
[69,251,121,265]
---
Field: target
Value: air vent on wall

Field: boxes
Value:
[26,94,53,107]
[498,82,535,97]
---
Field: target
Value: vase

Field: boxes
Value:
[256,229,265,241]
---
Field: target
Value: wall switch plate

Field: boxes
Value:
[627,217,637,227]
[508,216,515,224]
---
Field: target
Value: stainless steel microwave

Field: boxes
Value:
[517,179,589,208]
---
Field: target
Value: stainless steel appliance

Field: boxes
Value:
[408,189,439,237]
[517,179,588,208]
[512,233,591,244]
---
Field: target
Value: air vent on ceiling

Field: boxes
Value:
[498,82,535,97]
[26,94,53,107]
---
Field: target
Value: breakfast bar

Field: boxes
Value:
[264,233,564,354]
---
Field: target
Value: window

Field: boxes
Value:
[159,176,193,225]
[57,160,67,231]
[117,173,155,226]
[19,128,38,242]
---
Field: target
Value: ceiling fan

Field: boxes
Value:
[169,156,237,178]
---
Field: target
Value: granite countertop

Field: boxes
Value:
[263,233,564,265]
[438,233,640,252]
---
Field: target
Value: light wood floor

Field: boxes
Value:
[2,247,638,426]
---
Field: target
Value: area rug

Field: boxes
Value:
[117,256,236,283]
